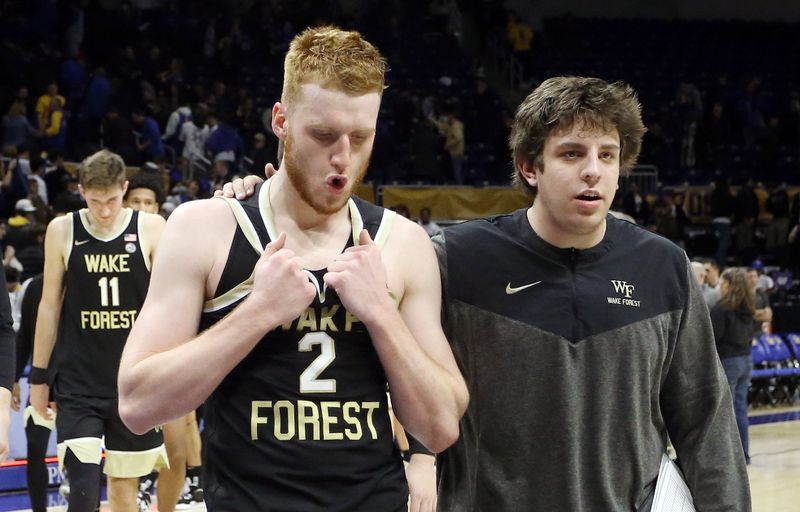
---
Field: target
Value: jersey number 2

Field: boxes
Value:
[298,332,336,393]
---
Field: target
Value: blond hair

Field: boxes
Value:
[281,26,386,105]
[510,76,647,197]
[79,149,127,189]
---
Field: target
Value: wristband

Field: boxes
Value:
[29,366,48,385]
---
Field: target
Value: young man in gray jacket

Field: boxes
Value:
[433,76,750,511]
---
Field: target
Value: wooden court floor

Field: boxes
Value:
[748,405,800,512]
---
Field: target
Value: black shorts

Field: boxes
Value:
[55,392,167,478]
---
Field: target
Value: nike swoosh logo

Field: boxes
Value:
[505,281,542,294]
[74,240,90,246]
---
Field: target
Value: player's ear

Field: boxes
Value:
[517,160,539,188]
[272,102,287,140]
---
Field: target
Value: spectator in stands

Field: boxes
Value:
[16,225,45,283]
[622,182,650,224]
[651,198,681,244]
[249,132,277,179]
[710,267,756,465]
[132,107,166,163]
[5,199,38,254]
[40,97,67,153]
[235,94,260,142]
[506,13,534,64]
[209,159,233,194]
[703,258,723,308]
[690,261,706,286]
[102,107,137,164]
[733,179,759,264]
[710,177,735,266]
[765,182,791,257]
[2,102,39,153]
[747,266,773,335]
[162,103,192,155]
[78,67,114,144]
[26,156,48,209]
[205,114,244,171]
[699,102,732,166]
[417,207,442,237]
[52,175,85,214]
[34,82,64,131]
[431,106,465,184]
[43,150,70,206]
[407,117,442,183]
[179,111,210,164]
[60,53,88,108]
[388,203,411,218]
[674,82,702,169]
[0,156,31,219]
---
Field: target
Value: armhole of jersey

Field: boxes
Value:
[203,274,254,313]
[202,198,262,312]
[138,213,153,271]
[63,214,74,269]
[373,209,396,250]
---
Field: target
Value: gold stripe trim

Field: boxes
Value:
[373,209,396,249]
[220,197,263,254]
[203,276,254,312]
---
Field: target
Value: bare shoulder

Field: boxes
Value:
[386,213,432,251]
[153,199,237,285]
[171,197,233,223]
[45,214,71,244]
[139,211,167,228]
[382,214,437,283]
[47,213,71,233]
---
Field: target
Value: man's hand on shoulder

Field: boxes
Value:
[214,167,273,200]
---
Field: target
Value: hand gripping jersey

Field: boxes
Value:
[52,209,151,397]
[200,180,407,512]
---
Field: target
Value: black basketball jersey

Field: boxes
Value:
[200,180,408,512]
[52,209,151,397]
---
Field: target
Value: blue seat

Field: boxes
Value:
[785,333,800,360]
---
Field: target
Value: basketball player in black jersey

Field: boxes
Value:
[30,150,168,511]
[118,26,468,512]
[123,172,190,512]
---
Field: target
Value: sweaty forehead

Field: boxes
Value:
[290,83,380,129]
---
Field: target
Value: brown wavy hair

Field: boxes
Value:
[509,76,646,198]
[720,267,756,314]
[281,26,387,105]
[79,149,127,189]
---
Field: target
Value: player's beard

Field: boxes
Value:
[283,132,369,215]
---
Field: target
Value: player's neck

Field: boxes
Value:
[270,173,350,232]
[85,208,129,236]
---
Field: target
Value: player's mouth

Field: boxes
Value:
[327,175,349,191]
[575,190,603,210]
[576,190,602,202]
